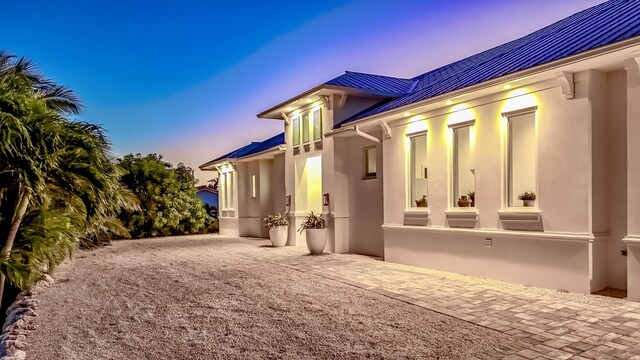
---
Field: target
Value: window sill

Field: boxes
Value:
[446,208,478,213]
[362,175,377,181]
[403,209,430,226]
[498,210,542,231]
[405,208,430,214]
[445,210,478,228]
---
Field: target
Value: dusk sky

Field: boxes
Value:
[1,0,602,183]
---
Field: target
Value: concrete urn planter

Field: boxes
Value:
[305,228,327,254]
[268,226,288,247]
[523,200,535,207]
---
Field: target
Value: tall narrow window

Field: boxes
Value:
[313,108,322,141]
[364,146,376,178]
[507,111,536,207]
[452,123,475,207]
[222,171,234,210]
[409,133,428,208]
[250,174,256,199]
[302,113,310,143]
[219,174,226,210]
[292,115,300,146]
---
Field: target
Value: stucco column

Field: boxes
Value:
[625,60,640,301]
[284,119,299,246]
[323,95,350,253]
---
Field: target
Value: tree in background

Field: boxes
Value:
[0,51,138,303]
[117,154,212,238]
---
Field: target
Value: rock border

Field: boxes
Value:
[0,275,54,360]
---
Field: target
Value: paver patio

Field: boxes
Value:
[24,235,640,359]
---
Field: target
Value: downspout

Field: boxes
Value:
[353,125,380,143]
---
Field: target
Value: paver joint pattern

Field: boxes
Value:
[238,243,640,360]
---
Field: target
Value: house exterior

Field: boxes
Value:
[195,185,218,207]
[199,133,286,237]
[205,0,640,300]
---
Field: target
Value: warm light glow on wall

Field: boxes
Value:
[406,115,427,135]
[504,84,512,90]
[446,100,453,105]
[312,102,322,110]
[220,163,233,173]
[447,103,476,126]
[501,89,538,114]
[305,155,323,213]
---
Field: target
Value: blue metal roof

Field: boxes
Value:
[324,71,416,96]
[338,0,640,127]
[202,132,285,167]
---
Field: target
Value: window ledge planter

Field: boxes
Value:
[498,210,542,231]
[445,209,478,228]
[403,209,430,226]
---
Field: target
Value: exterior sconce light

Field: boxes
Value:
[323,193,330,206]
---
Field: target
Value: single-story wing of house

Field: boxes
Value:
[200,133,286,237]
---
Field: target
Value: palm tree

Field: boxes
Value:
[0,52,137,302]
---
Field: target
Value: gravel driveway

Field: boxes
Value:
[26,235,512,359]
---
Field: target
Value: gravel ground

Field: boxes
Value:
[26,235,512,360]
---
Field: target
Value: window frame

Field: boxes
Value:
[302,112,310,144]
[221,169,234,211]
[250,174,256,199]
[449,120,476,208]
[291,115,300,146]
[502,106,538,208]
[407,130,429,209]
[312,108,322,141]
[363,146,377,179]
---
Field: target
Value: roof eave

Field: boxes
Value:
[236,146,285,162]
[256,84,403,119]
[199,157,236,171]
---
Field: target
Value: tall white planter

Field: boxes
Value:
[269,226,288,247]
[306,228,327,254]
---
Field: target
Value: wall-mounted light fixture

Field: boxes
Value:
[323,193,330,206]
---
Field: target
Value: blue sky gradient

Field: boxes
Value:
[1,0,602,182]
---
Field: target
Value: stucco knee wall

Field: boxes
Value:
[628,244,640,301]
[239,217,267,238]
[219,218,240,237]
[383,226,592,294]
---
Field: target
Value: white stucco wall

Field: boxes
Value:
[381,72,628,293]
[626,62,640,301]
[347,132,384,257]
[234,155,286,238]
[603,70,628,290]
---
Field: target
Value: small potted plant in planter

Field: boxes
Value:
[415,195,428,207]
[264,213,289,247]
[467,191,475,207]
[518,191,536,207]
[457,195,470,207]
[298,211,327,254]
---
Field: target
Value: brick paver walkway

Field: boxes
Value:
[238,241,640,360]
